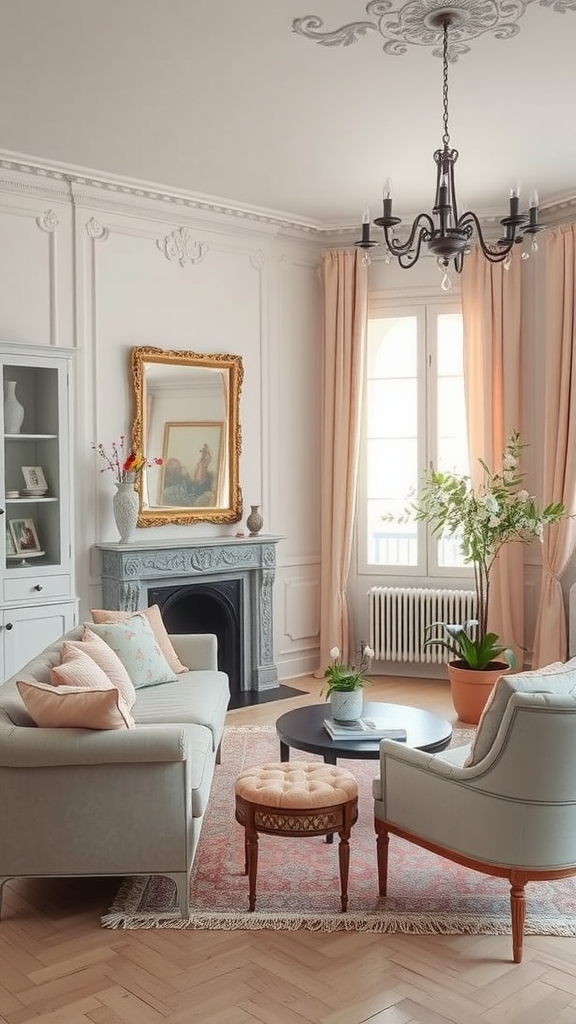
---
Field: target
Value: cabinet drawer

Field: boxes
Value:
[4,574,71,603]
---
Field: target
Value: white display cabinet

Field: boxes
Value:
[0,344,77,678]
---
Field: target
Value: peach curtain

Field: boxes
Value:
[532,224,576,667]
[461,248,525,667]
[317,250,368,672]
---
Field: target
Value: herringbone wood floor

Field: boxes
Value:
[2,674,576,1024]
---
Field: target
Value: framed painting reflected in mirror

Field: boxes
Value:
[160,422,224,507]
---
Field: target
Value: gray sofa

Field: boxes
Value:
[0,626,230,920]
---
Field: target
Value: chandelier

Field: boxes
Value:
[355,12,543,289]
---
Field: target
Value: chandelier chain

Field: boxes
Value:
[441,20,450,148]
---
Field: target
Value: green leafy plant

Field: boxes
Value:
[321,645,374,699]
[413,430,566,670]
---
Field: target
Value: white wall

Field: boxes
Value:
[0,155,325,682]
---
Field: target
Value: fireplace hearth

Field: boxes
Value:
[95,535,282,694]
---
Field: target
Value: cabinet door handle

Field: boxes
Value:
[5,622,13,630]
[34,584,43,591]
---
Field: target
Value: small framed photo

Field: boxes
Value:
[5,527,15,555]
[10,517,41,554]
[21,466,47,490]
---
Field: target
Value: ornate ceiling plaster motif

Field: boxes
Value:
[293,0,576,61]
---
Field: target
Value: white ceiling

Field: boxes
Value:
[0,0,575,229]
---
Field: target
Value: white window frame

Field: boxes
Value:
[357,291,472,585]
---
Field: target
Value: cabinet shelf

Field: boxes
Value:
[5,434,58,441]
[0,345,77,676]
[6,497,58,503]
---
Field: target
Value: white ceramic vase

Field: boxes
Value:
[113,481,139,543]
[4,380,24,434]
[330,688,363,722]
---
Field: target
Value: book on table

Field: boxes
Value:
[323,717,408,741]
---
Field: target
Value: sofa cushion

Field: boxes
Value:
[464,659,576,767]
[133,668,230,749]
[91,605,188,674]
[87,614,178,690]
[61,628,137,709]
[16,677,134,730]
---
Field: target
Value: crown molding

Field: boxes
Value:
[0,151,323,242]
[0,150,573,244]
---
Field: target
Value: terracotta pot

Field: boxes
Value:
[447,660,509,725]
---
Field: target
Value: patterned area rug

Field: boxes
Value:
[102,725,576,934]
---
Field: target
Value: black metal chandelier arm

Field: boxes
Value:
[379,212,435,259]
[457,211,517,263]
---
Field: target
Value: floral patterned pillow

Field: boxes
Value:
[87,613,178,690]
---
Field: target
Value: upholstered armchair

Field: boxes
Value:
[373,670,576,963]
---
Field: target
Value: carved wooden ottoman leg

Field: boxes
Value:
[337,798,358,911]
[244,806,259,912]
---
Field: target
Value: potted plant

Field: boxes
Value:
[412,430,566,723]
[322,644,374,722]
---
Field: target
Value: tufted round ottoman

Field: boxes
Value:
[234,761,359,912]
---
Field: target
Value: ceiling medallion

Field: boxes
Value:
[293,0,576,62]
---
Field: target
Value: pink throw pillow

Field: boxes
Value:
[17,677,134,730]
[61,629,137,709]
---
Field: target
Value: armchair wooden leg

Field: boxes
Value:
[375,821,390,897]
[510,876,526,964]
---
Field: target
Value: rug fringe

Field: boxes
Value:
[100,907,576,935]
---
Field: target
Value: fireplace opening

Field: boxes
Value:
[148,579,244,694]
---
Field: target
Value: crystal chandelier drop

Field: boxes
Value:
[356,12,544,289]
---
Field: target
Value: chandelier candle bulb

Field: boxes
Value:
[362,207,371,243]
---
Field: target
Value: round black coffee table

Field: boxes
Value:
[276,702,452,765]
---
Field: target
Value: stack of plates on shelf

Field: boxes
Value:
[22,488,48,497]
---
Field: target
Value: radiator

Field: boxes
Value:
[368,586,477,663]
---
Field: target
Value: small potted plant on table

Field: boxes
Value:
[322,644,374,722]
[413,431,565,723]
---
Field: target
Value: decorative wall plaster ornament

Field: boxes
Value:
[250,249,266,270]
[85,217,109,241]
[157,228,208,267]
[293,0,576,61]
[36,209,59,232]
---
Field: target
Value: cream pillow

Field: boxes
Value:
[87,614,179,690]
[464,660,575,767]
[60,628,137,709]
[90,605,188,674]
[17,678,134,730]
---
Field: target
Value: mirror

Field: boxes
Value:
[131,346,243,526]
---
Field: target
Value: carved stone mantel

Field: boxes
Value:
[94,535,282,691]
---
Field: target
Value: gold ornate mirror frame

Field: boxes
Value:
[131,346,243,526]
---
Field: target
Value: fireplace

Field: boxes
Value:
[148,579,243,693]
[95,535,281,693]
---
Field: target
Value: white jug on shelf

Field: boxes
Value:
[4,380,24,433]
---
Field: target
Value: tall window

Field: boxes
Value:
[360,300,468,577]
